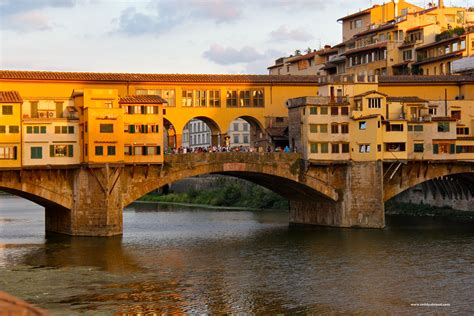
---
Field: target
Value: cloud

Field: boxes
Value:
[269,25,313,42]
[256,0,328,10]
[114,0,242,36]
[0,0,78,32]
[0,0,77,16]
[203,45,264,65]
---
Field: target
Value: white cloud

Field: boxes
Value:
[269,25,313,42]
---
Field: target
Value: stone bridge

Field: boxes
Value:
[0,154,473,236]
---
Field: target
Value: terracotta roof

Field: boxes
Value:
[379,75,474,83]
[415,34,466,51]
[412,52,463,66]
[387,96,428,103]
[0,70,320,84]
[432,116,457,121]
[391,60,411,68]
[119,95,167,104]
[406,24,434,32]
[337,7,372,21]
[0,91,22,103]
[342,42,387,56]
[352,114,380,121]
[354,90,388,98]
[354,22,396,38]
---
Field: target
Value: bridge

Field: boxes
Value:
[1,153,473,236]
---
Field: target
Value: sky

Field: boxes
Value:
[0,0,472,74]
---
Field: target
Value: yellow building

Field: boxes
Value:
[288,74,474,163]
[121,95,165,164]
[0,91,22,168]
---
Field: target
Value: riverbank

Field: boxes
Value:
[141,180,289,210]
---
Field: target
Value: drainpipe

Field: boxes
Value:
[445,88,448,117]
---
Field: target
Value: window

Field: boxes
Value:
[100,124,114,133]
[41,126,46,134]
[233,135,239,144]
[355,19,362,28]
[342,143,350,153]
[0,126,5,133]
[226,90,238,107]
[429,108,437,116]
[310,143,318,153]
[2,105,13,115]
[195,90,207,107]
[182,90,193,107]
[319,124,328,133]
[9,126,19,133]
[433,143,454,154]
[104,101,113,108]
[252,89,264,107]
[0,146,17,159]
[368,98,381,109]
[386,124,403,132]
[320,107,328,115]
[341,124,349,134]
[50,145,73,157]
[451,110,461,120]
[95,146,104,156]
[320,143,329,153]
[242,124,249,132]
[359,144,370,153]
[331,107,338,116]
[457,127,469,135]
[331,143,339,153]
[341,107,349,115]
[31,147,43,159]
[437,122,450,132]
[209,90,220,107]
[403,50,413,61]
[331,124,339,134]
[310,107,317,115]
[385,143,406,152]
[107,146,116,156]
[309,124,318,133]
[243,135,249,143]
[414,143,424,153]
[134,146,143,155]
[239,91,251,107]
[359,121,367,130]
[276,117,284,123]
[408,125,424,132]
[233,123,239,131]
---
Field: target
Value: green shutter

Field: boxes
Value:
[433,144,439,154]
[50,145,54,157]
[157,146,161,155]
[40,126,46,134]
[27,126,32,134]
[68,145,74,157]
[130,125,135,133]
[450,144,455,154]
[456,145,462,153]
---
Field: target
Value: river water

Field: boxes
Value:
[0,196,473,315]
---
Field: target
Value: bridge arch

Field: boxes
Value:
[122,153,339,208]
[383,162,474,202]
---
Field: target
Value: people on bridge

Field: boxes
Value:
[165,144,293,154]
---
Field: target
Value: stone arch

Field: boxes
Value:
[383,162,474,202]
[164,117,178,149]
[121,153,338,207]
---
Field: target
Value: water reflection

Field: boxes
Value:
[0,198,474,314]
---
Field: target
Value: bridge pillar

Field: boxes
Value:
[45,166,123,236]
[290,161,385,228]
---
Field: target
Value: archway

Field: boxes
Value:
[224,116,265,149]
[164,118,177,150]
[181,116,222,150]
[386,172,474,213]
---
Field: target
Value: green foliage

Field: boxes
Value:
[435,27,465,42]
[141,180,289,210]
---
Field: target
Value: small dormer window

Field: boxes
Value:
[368,98,381,109]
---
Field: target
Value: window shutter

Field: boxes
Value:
[50,145,54,157]
[433,144,439,154]
[13,146,17,159]
[456,145,462,153]
[450,144,455,154]
[68,145,74,157]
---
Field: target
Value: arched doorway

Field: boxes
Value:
[182,116,222,150]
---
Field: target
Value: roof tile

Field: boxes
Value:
[0,91,22,103]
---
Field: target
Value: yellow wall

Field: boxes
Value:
[0,101,22,168]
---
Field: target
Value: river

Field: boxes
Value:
[0,196,473,315]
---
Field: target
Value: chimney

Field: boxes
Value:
[439,0,444,7]
[393,0,399,18]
